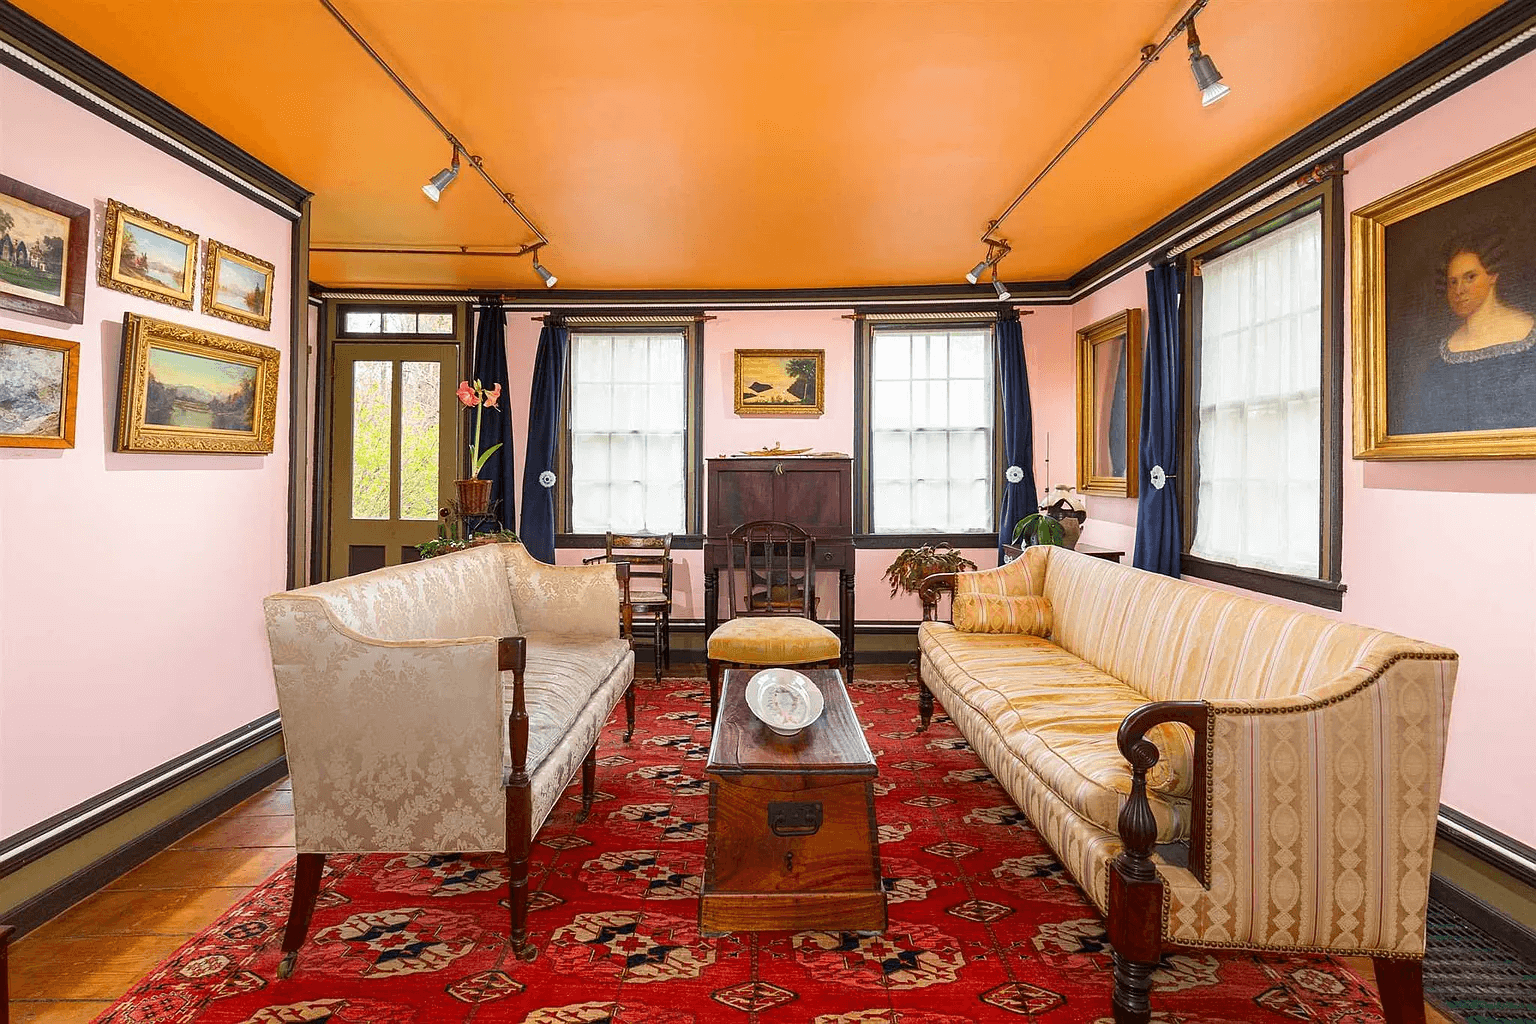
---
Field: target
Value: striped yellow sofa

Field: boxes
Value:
[916,546,1456,1024]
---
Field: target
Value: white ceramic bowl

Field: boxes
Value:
[744,668,825,736]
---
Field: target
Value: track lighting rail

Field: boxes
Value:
[976,0,1219,251]
[316,0,551,249]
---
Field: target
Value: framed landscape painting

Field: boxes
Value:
[0,329,80,449]
[734,348,825,416]
[1076,308,1142,496]
[202,239,274,330]
[115,312,280,454]
[98,199,198,309]
[0,174,89,324]
[1353,126,1536,459]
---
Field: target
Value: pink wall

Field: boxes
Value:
[1023,51,1536,846]
[0,67,293,837]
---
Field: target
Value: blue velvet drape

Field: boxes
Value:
[995,314,1038,564]
[469,297,514,529]
[1132,262,1183,577]
[519,320,567,563]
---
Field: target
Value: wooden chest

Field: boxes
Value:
[701,668,886,934]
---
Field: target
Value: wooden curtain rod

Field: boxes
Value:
[842,310,1034,321]
[534,314,716,324]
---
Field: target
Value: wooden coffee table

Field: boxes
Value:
[700,667,886,934]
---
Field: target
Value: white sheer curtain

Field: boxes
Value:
[1191,211,1323,578]
[870,328,994,533]
[569,332,687,533]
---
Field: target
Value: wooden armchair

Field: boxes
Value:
[584,532,673,682]
[705,520,842,723]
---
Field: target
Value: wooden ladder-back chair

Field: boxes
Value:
[705,520,842,723]
[584,533,673,682]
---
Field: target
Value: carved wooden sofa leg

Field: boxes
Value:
[277,853,325,979]
[1374,958,1427,1024]
[581,743,598,820]
[916,678,934,733]
[502,635,537,961]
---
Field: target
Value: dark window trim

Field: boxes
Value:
[335,302,461,339]
[854,532,998,551]
[1179,176,1346,610]
[556,533,705,551]
[854,317,1004,536]
[556,322,704,536]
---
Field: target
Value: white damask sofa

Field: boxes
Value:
[918,546,1458,1024]
[263,542,635,975]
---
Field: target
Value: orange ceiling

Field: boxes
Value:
[14,0,1508,291]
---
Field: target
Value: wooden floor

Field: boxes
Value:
[6,757,1451,1023]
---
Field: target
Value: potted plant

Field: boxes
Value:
[1011,512,1066,548]
[456,378,503,514]
[883,543,978,599]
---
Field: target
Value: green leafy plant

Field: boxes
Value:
[882,543,978,598]
[1012,512,1066,547]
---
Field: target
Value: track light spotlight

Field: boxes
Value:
[1187,20,1229,107]
[965,257,993,285]
[422,149,461,202]
[992,268,1011,303]
[532,257,557,289]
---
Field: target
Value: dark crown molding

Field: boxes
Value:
[0,1,311,215]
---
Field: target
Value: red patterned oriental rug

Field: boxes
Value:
[94,676,1391,1023]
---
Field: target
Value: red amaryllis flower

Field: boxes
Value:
[456,380,479,407]
[485,383,502,408]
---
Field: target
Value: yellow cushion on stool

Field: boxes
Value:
[707,616,841,665]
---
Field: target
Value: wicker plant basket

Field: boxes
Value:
[455,478,492,515]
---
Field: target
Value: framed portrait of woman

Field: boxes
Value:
[1353,127,1536,459]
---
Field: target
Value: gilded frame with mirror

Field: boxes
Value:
[115,312,281,454]
[1076,308,1142,496]
[1353,127,1536,460]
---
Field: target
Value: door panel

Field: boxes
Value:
[328,343,459,579]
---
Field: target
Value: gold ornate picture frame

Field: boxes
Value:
[202,239,274,330]
[98,198,198,309]
[1076,308,1142,496]
[1352,127,1536,460]
[733,348,825,416]
[115,312,280,454]
[0,329,80,449]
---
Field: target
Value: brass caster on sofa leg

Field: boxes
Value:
[277,950,298,979]
[515,940,538,962]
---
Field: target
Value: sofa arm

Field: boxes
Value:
[506,542,631,639]
[1120,653,1457,954]
[264,596,507,853]
[918,573,960,621]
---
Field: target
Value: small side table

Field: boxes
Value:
[1002,542,1125,564]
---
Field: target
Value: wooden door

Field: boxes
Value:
[327,343,460,579]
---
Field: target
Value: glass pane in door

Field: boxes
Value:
[399,360,442,521]
[351,360,393,520]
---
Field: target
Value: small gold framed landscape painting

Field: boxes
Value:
[0,329,80,449]
[202,239,274,330]
[734,348,825,416]
[98,199,198,309]
[115,312,280,454]
[1353,126,1536,460]
[1076,308,1142,496]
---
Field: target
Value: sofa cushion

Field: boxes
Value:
[919,622,1194,843]
[707,616,841,665]
[953,594,1052,635]
[504,633,632,777]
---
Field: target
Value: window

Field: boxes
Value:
[864,324,995,535]
[565,330,694,535]
[338,305,456,337]
[1182,181,1344,607]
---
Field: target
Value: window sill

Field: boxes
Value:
[854,533,997,550]
[1179,554,1345,611]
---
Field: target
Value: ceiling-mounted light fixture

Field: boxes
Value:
[422,149,461,203]
[992,268,1011,303]
[965,256,995,285]
[1187,19,1230,107]
[532,256,557,289]
[318,0,557,284]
